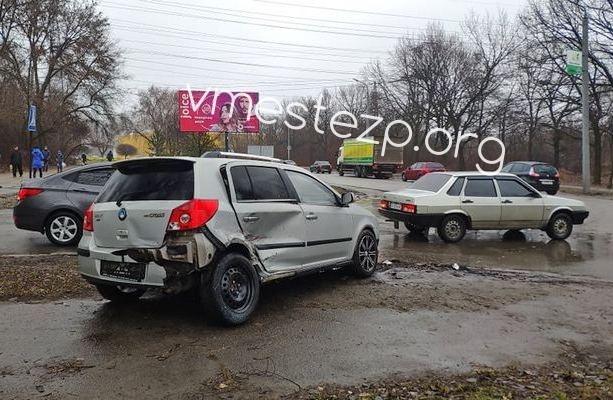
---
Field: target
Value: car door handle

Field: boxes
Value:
[462,200,474,204]
[502,200,513,204]
[243,216,259,223]
[306,214,318,220]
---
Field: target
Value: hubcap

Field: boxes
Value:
[50,216,78,243]
[553,217,568,236]
[221,267,252,311]
[358,235,378,272]
[444,219,462,240]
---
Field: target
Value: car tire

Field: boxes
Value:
[547,190,558,195]
[404,221,427,235]
[95,284,145,303]
[45,211,82,246]
[401,173,407,181]
[200,252,260,326]
[437,214,467,243]
[546,212,573,240]
[351,229,378,278]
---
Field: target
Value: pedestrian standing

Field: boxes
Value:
[81,153,87,165]
[10,146,23,178]
[43,146,50,172]
[106,150,114,162]
[31,146,44,178]
[56,150,64,173]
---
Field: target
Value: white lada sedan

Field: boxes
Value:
[378,172,589,243]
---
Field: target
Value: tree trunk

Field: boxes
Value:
[552,130,561,168]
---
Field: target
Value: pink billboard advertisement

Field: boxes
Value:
[178,90,260,133]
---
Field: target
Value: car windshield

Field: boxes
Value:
[427,162,445,169]
[97,160,194,203]
[533,164,558,175]
[411,173,451,192]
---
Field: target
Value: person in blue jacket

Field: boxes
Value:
[31,146,45,178]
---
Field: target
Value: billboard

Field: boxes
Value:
[179,90,259,133]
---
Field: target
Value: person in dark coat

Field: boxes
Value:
[56,150,64,173]
[106,150,114,162]
[81,153,87,165]
[10,146,23,178]
[43,146,50,172]
[31,146,45,178]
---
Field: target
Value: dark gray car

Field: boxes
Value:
[13,163,115,246]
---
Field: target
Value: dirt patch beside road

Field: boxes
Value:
[0,255,94,301]
[203,349,612,400]
[0,193,17,209]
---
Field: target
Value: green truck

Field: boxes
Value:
[336,138,404,179]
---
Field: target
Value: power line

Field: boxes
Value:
[109,19,389,54]
[114,25,382,59]
[131,0,412,36]
[124,49,360,75]
[122,41,368,64]
[103,2,401,39]
[137,0,434,31]
[124,57,357,81]
[253,0,462,23]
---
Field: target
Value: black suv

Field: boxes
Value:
[501,161,560,195]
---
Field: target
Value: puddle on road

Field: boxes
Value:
[379,226,613,280]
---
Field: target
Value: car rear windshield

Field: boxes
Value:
[533,164,558,175]
[96,160,194,203]
[411,173,451,192]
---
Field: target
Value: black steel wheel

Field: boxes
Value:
[201,253,260,325]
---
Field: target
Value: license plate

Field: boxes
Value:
[540,179,554,185]
[389,202,402,211]
[100,261,146,282]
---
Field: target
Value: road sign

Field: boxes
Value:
[27,105,37,132]
[566,50,582,76]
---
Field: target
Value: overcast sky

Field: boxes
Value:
[97,0,530,106]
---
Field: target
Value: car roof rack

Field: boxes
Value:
[201,151,283,163]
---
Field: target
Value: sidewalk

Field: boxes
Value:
[0,171,26,195]
[560,184,613,198]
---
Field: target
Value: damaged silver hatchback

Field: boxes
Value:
[78,156,379,325]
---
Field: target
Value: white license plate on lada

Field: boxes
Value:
[541,179,554,185]
[389,202,402,211]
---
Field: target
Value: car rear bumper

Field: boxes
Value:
[78,233,166,287]
[572,210,589,224]
[524,178,560,193]
[378,208,445,227]
[13,203,44,232]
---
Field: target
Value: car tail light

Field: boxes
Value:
[402,204,417,214]
[167,199,219,231]
[529,167,539,178]
[554,171,560,178]
[17,188,44,202]
[83,204,94,232]
[379,200,389,209]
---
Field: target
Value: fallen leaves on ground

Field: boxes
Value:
[0,193,17,209]
[0,255,95,301]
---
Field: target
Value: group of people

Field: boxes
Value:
[8,146,65,178]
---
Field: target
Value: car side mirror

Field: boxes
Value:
[340,192,354,206]
[528,191,541,198]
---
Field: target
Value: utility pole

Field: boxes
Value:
[581,12,591,194]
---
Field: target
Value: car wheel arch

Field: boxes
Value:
[44,207,83,230]
[443,211,472,229]
[547,208,573,222]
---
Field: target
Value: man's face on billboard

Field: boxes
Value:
[239,97,250,113]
